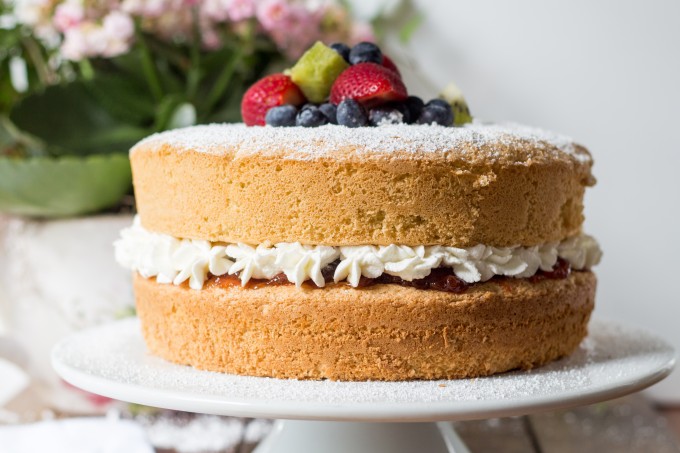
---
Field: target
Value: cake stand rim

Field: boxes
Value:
[51,318,676,422]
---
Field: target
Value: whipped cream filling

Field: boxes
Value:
[114,217,602,290]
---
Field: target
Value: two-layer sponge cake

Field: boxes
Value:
[115,122,601,381]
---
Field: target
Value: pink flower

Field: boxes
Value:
[102,11,135,57]
[60,29,84,60]
[14,0,60,43]
[121,0,167,18]
[54,0,373,61]
[103,11,134,42]
[201,25,221,49]
[255,0,289,31]
[226,0,255,22]
[53,1,84,32]
[257,1,324,58]
[61,23,106,60]
[202,0,256,23]
[256,0,324,58]
[201,0,230,21]
[13,0,54,27]
[60,12,134,60]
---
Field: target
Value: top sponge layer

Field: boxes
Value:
[131,122,594,247]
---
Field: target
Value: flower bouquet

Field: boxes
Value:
[0,0,374,217]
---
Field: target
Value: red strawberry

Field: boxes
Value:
[241,74,306,126]
[330,63,407,107]
[382,55,401,77]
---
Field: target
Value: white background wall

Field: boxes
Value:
[391,0,680,401]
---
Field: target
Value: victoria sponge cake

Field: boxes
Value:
[115,122,600,381]
[115,40,601,381]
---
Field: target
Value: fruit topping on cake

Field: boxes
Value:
[329,62,408,107]
[289,41,349,103]
[417,99,454,126]
[381,54,401,77]
[296,104,329,127]
[439,81,473,126]
[348,41,383,65]
[264,105,298,127]
[336,99,369,127]
[329,42,351,62]
[241,74,306,126]
[242,41,472,128]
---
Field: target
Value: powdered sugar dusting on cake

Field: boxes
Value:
[53,319,671,413]
[132,121,592,165]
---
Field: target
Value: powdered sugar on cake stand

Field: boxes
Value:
[51,318,674,453]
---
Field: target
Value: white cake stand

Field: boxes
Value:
[52,318,674,453]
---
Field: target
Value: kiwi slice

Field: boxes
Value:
[439,81,473,126]
[290,42,349,103]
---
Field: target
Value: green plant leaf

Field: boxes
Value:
[0,27,21,49]
[83,72,156,125]
[118,43,184,94]
[0,58,20,112]
[154,93,186,131]
[0,153,132,217]
[9,82,149,156]
[0,114,46,157]
[398,12,424,44]
[205,83,243,124]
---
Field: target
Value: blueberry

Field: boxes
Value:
[349,42,382,65]
[265,105,297,127]
[404,96,424,124]
[336,99,369,127]
[296,105,329,127]
[369,105,405,126]
[319,103,338,124]
[417,101,453,126]
[329,42,351,63]
[392,102,411,124]
[426,99,452,110]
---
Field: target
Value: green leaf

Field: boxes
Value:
[154,94,185,131]
[0,59,20,112]
[205,81,243,124]
[399,12,424,44]
[0,153,132,217]
[0,28,21,49]
[0,114,46,157]
[107,48,149,79]
[202,46,242,114]
[9,82,149,156]
[85,68,155,125]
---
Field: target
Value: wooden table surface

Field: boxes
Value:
[453,396,680,453]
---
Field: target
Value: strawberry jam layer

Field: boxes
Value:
[207,258,572,294]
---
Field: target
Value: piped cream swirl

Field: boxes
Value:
[115,216,601,290]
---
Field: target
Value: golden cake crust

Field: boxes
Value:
[134,271,596,381]
[131,123,594,247]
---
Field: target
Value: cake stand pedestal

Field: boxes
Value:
[52,319,675,453]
